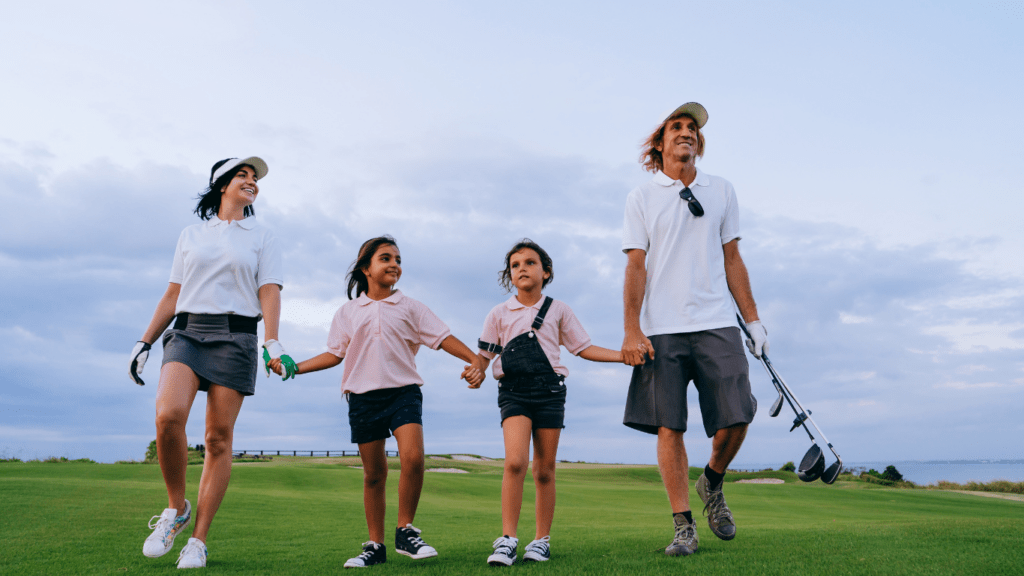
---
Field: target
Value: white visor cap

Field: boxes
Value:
[662,102,708,128]
[211,156,269,184]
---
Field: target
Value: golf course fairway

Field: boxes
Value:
[2,458,1021,575]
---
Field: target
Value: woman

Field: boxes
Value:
[128,156,294,569]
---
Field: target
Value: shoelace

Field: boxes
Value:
[492,537,517,555]
[674,522,697,541]
[148,513,172,534]
[178,541,205,563]
[356,542,380,559]
[703,490,733,523]
[401,525,426,546]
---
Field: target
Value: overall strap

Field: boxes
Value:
[478,339,503,354]
[531,296,554,330]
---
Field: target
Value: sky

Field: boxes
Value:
[1,1,1022,468]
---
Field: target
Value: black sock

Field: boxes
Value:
[673,511,694,524]
[704,464,725,489]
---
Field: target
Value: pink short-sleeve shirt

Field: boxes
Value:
[326,290,451,394]
[478,295,592,380]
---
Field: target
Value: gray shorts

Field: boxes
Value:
[161,315,259,396]
[623,327,756,437]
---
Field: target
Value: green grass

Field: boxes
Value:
[1,459,1022,575]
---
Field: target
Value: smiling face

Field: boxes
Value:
[220,165,259,207]
[509,248,550,293]
[656,115,700,165]
[362,243,402,290]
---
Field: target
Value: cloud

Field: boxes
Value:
[2,147,1024,465]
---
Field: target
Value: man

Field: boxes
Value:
[620,102,768,557]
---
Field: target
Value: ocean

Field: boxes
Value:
[733,460,1024,485]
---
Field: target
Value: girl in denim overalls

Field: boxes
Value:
[474,239,624,566]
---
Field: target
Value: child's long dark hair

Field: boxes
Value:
[347,235,398,299]
[499,239,554,293]
[194,159,256,221]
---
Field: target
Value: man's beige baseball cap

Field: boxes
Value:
[663,102,708,128]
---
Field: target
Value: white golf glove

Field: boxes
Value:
[262,339,297,380]
[744,321,769,359]
[129,341,152,386]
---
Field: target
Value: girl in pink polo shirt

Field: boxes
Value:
[270,235,485,568]
[475,239,624,566]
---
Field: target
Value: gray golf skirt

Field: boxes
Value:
[161,314,259,396]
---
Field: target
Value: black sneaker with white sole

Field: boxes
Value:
[523,536,550,562]
[344,541,386,568]
[395,524,438,559]
[487,535,518,566]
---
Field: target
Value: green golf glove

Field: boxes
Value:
[262,340,297,380]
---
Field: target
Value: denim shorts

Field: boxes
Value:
[347,384,423,445]
[497,374,567,430]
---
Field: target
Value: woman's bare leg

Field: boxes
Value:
[191,384,245,543]
[154,362,200,515]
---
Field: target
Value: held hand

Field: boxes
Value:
[268,358,284,376]
[621,331,654,367]
[744,321,769,359]
[462,364,484,388]
[129,341,151,386]
[262,340,298,380]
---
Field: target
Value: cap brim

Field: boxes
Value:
[236,156,269,180]
[664,102,708,128]
[212,156,270,184]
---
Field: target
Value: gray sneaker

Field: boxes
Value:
[665,515,698,556]
[696,473,736,540]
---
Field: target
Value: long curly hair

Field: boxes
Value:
[639,113,706,173]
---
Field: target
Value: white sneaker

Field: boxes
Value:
[143,500,192,558]
[487,535,518,566]
[523,536,550,562]
[177,538,207,569]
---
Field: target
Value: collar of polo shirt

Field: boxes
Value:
[505,295,543,311]
[207,215,257,229]
[653,168,710,188]
[356,289,405,306]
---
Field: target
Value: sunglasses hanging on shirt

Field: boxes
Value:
[679,186,705,217]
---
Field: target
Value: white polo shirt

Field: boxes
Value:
[622,168,741,336]
[325,290,452,395]
[478,295,592,380]
[169,216,283,319]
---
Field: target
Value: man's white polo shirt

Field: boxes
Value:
[169,216,283,319]
[622,168,741,336]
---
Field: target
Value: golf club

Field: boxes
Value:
[736,314,843,484]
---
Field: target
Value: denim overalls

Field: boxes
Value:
[480,297,567,427]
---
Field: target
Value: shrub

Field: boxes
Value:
[780,461,796,472]
[882,465,904,482]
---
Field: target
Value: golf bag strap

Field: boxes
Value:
[531,296,553,330]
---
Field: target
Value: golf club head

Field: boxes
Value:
[796,444,824,482]
[769,391,784,417]
[821,458,843,484]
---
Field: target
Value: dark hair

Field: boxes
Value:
[347,235,399,299]
[193,159,257,221]
[639,114,706,173]
[499,239,553,293]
